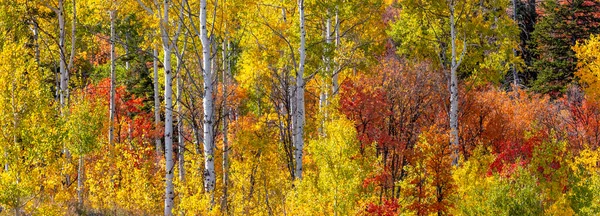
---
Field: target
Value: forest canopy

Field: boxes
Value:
[1,0,600,215]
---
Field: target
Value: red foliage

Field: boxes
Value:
[488,131,547,176]
[365,198,400,216]
[341,57,445,202]
[86,78,160,145]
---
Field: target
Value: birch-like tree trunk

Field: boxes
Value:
[449,1,462,165]
[109,10,116,146]
[294,0,307,180]
[153,48,162,154]
[77,155,84,209]
[200,0,216,193]
[68,0,76,77]
[177,48,185,182]
[58,0,67,111]
[161,0,175,214]
[332,10,340,95]
[221,37,230,213]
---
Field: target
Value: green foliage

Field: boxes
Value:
[65,97,105,156]
[389,0,521,84]
[530,0,600,94]
[453,146,544,216]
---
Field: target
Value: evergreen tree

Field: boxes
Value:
[530,0,600,94]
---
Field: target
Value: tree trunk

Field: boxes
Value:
[332,10,340,95]
[109,10,116,146]
[162,0,175,214]
[221,37,230,213]
[177,47,185,182]
[449,1,460,165]
[153,48,162,154]
[200,0,216,194]
[294,0,306,180]
[32,18,40,65]
[77,155,84,210]
[68,0,76,74]
[58,0,67,111]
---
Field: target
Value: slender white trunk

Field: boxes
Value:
[294,0,306,180]
[58,0,67,111]
[449,1,460,165]
[77,155,84,209]
[200,0,216,193]
[68,0,76,73]
[221,38,230,213]
[56,0,71,187]
[153,48,162,154]
[162,0,175,214]
[125,35,130,70]
[319,14,332,135]
[332,10,340,95]
[177,49,185,182]
[325,15,331,102]
[109,10,116,146]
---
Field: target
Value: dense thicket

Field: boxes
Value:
[1,0,600,215]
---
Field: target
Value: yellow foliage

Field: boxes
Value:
[575,34,600,98]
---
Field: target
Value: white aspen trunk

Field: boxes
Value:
[162,0,175,214]
[320,14,332,135]
[221,38,230,213]
[177,49,185,182]
[125,35,130,70]
[68,0,76,74]
[325,15,331,104]
[294,0,306,180]
[332,10,340,95]
[77,155,84,209]
[109,10,116,146]
[153,48,162,154]
[58,0,67,111]
[449,1,460,165]
[200,0,216,193]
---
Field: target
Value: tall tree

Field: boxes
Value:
[161,0,175,213]
[448,0,464,165]
[200,0,216,195]
[294,0,306,179]
[109,10,116,146]
[390,0,519,163]
[135,0,175,213]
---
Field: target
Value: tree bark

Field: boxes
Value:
[221,37,230,213]
[449,1,461,165]
[109,10,116,146]
[162,0,175,214]
[153,48,162,154]
[200,0,216,194]
[332,10,340,95]
[294,0,306,180]
[68,0,76,74]
[177,46,185,182]
[58,0,67,111]
[77,155,84,210]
